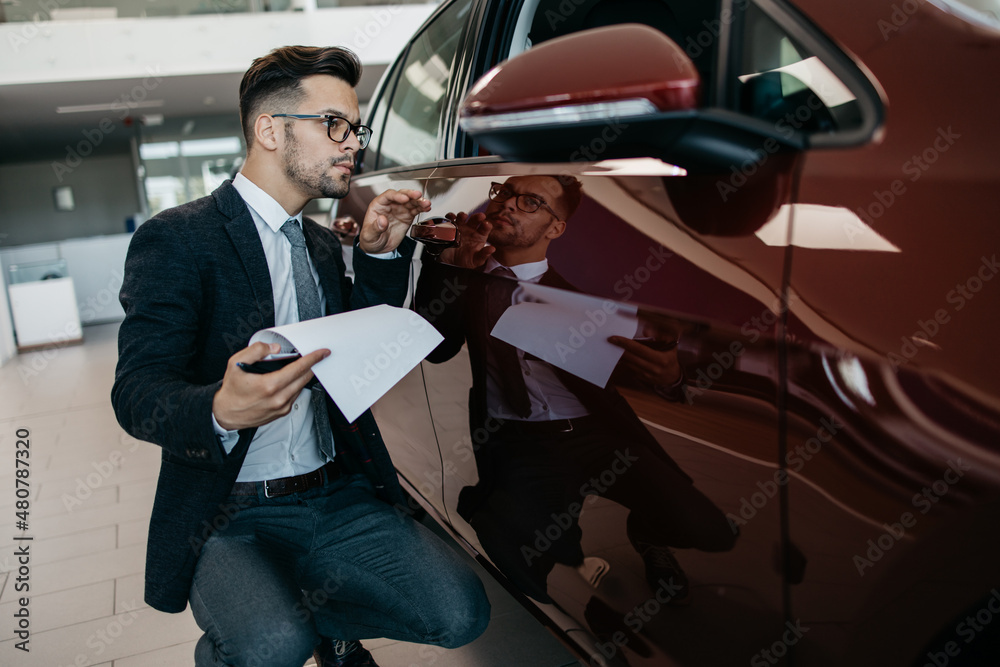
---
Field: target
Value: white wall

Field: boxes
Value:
[1,233,131,327]
[60,234,131,324]
[0,156,140,247]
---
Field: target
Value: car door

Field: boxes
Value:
[765,1,1000,664]
[411,0,828,663]
[412,0,928,665]
[416,160,791,666]
[338,0,477,518]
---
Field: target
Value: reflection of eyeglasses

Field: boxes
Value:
[489,182,559,217]
[271,114,373,149]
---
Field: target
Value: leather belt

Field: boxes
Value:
[498,415,597,436]
[231,460,341,498]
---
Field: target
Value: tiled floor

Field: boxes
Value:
[0,322,579,667]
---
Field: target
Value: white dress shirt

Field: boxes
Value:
[214,173,330,482]
[482,256,590,422]
[216,175,400,481]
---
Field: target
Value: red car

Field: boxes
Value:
[339,1,1000,664]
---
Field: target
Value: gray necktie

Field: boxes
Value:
[280,219,334,459]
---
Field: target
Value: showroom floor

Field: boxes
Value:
[0,322,579,667]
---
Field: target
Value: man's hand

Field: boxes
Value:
[358,188,431,255]
[213,342,330,431]
[439,211,495,268]
[609,322,682,390]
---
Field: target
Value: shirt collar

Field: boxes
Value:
[233,172,302,232]
[484,256,549,282]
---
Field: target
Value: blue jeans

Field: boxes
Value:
[189,473,490,667]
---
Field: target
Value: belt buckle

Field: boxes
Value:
[556,419,574,433]
[263,479,276,498]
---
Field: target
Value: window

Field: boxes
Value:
[138,116,244,215]
[359,59,401,174]
[523,0,720,82]
[735,3,864,137]
[373,0,472,170]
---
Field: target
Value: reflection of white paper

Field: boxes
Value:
[491,283,638,388]
[249,305,443,423]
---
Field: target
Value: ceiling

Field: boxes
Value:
[0,64,387,165]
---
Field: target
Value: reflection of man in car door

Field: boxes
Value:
[416,175,736,607]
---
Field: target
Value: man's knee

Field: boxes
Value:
[197,618,318,667]
[242,621,317,667]
[426,579,491,649]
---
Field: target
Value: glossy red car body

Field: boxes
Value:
[339,1,1000,664]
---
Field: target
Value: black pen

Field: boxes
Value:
[635,337,679,352]
[237,351,300,374]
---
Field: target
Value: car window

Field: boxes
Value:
[522,0,719,81]
[498,0,872,147]
[374,0,472,171]
[457,0,721,159]
[360,57,402,174]
[734,2,863,137]
[455,0,879,161]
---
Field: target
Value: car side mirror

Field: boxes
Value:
[459,23,803,174]
[460,23,806,235]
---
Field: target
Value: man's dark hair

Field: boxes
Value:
[553,174,583,221]
[239,45,362,149]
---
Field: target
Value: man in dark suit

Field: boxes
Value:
[112,46,488,667]
[416,175,736,607]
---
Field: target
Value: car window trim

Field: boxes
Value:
[365,0,476,173]
[746,0,886,148]
[451,0,517,160]
[361,46,408,174]
[714,0,739,109]
[440,0,483,161]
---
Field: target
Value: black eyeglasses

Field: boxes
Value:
[271,114,373,149]
[488,182,559,217]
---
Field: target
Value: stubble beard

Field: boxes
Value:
[486,212,547,249]
[282,127,351,200]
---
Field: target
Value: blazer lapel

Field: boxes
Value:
[216,182,276,329]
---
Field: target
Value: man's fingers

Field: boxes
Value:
[396,188,423,201]
[273,348,330,382]
[361,188,430,255]
[379,189,414,205]
[383,189,429,208]
[609,337,667,371]
[475,246,496,264]
[608,336,682,386]
[263,348,330,404]
[452,211,477,226]
[233,342,281,366]
[297,348,331,370]
[369,189,423,215]
[608,336,643,354]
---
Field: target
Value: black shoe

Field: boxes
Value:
[314,639,379,667]
[633,541,691,605]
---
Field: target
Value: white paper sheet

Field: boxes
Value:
[490,283,639,388]
[249,305,443,422]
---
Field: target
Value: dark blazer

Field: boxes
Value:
[112,180,412,613]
